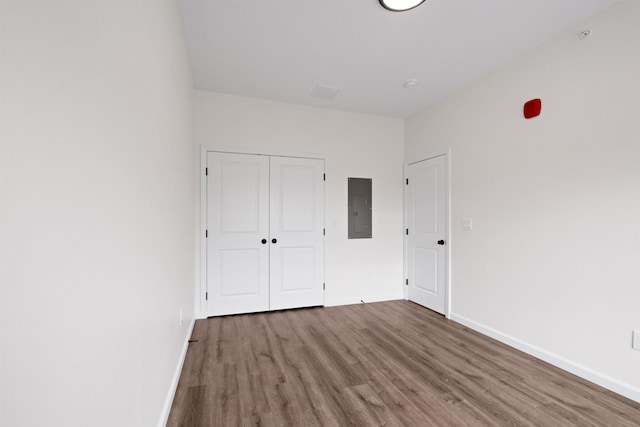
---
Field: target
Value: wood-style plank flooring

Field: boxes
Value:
[167,300,640,426]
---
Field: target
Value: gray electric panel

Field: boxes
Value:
[348,177,372,239]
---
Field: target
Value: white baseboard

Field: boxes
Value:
[325,294,404,307]
[450,312,640,404]
[158,317,196,427]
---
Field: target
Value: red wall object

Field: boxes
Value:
[524,98,542,119]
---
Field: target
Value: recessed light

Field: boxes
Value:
[379,0,426,12]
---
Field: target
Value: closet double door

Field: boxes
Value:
[206,152,325,317]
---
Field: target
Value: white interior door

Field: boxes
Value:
[269,156,325,310]
[406,155,447,315]
[207,152,269,316]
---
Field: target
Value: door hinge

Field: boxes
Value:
[205,230,208,238]
[205,167,208,176]
[206,292,208,300]
[323,228,326,236]
[406,228,408,235]
[405,278,409,286]
[323,173,326,181]
[406,178,408,185]
[323,283,325,290]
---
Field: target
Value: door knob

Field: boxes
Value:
[437,240,445,245]
[272,238,277,244]
[261,239,267,244]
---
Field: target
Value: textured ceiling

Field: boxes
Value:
[179,0,620,118]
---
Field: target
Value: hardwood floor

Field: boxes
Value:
[167,300,640,426]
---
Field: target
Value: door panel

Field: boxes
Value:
[406,155,447,314]
[279,164,316,231]
[280,247,316,291]
[269,156,325,310]
[220,162,263,233]
[414,166,439,234]
[220,249,261,296]
[207,152,269,316]
[414,247,438,293]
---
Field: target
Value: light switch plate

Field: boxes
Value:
[462,218,473,231]
[633,330,640,351]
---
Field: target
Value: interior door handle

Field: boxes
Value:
[272,238,277,244]
[437,240,445,245]
[261,239,267,244]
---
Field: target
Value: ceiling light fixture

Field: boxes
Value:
[379,0,426,12]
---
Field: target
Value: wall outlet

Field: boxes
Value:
[179,309,183,326]
[633,330,640,351]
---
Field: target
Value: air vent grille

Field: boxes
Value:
[310,85,341,100]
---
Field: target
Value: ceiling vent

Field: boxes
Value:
[311,85,341,100]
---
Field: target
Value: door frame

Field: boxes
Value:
[403,149,452,318]
[199,145,326,318]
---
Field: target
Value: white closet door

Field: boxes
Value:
[269,156,325,310]
[207,152,269,316]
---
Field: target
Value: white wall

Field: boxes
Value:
[0,1,195,426]
[406,0,640,402]
[195,91,405,309]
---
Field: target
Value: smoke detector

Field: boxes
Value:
[403,79,418,89]
[579,29,592,40]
